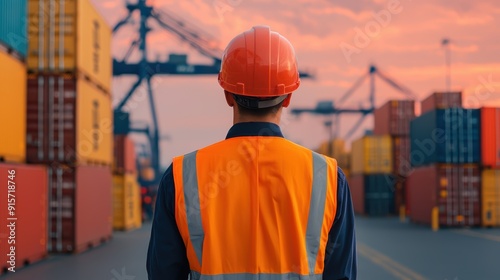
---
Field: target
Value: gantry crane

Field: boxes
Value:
[112,0,314,187]
[291,65,416,152]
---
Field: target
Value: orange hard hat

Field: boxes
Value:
[218,26,300,98]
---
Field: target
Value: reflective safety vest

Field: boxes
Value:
[172,136,338,280]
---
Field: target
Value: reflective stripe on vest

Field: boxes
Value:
[174,137,337,277]
[182,150,204,266]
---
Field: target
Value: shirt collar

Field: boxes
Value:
[225,122,284,139]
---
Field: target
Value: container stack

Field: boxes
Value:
[480,108,500,227]
[315,139,351,177]
[0,1,48,273]
[407,92,483,227]
[374,100,415,215]
[26,0,113,253]
[350,135,395,216]
[113,135,142,231]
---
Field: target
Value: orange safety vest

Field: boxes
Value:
[173,136,338,280]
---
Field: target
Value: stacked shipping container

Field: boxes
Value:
[407,165,481,226]
[374,100,415,215]
[480,108,500,227]
[113,136,142,230]
[0,1,50,274]
[421,91,462,114]
[315,139,351,177]
[408,92,484,227]
[26,0,113,253]
[350,135,394,216]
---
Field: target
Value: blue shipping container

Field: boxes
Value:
[0,0,27,57]
[365,174,395,216]
[410,108,480,167]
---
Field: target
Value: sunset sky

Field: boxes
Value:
[91,0,500,167]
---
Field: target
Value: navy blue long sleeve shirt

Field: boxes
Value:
[147,122,357,280]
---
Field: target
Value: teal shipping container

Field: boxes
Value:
[0,0,27,57]
[410,108,480,167]
[350,174,395,216]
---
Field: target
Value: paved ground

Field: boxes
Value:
[2,217,500,280]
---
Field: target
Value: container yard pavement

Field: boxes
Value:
[3,218,500,280]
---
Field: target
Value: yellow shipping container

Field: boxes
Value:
[482,169,500,227]
[351,135,392,175]
[337,151,351,171]
[315,139,346,158]
[113,174,142,231]
[0,51,26,162]
[28,0,112,93]
[76,78,113,165]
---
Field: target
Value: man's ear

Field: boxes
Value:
[282,94,292,108]
[224,90,235,107]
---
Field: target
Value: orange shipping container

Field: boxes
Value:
[0,163,47,274]
[28,0,112,93]
[482,169,500,227]
[481,107,500,167]
[0,51,26,163]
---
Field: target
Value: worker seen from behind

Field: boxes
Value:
[147,26,357,280]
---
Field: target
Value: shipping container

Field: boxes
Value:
[481,107,500,167]
[421,91,462,114]
[482,169,500,227]
[393,137,411,177]
[113,135,137,174]
[348,174,395,216]
[0,164,47,274]
[26,74,113,165]
[27,0,112,93]
[374,100,415,136]
[364,174,395,216]
[337,152,351,172]
[48,165,112,253]
[410,108,480,167]
[349,175,365,214]
[407,164,480,227]
[113,174,142,230]
[342,168,350,180]
[0,51,26,163]
[315,139,346,158]
[351,135,392,175]
[0,0,27,58]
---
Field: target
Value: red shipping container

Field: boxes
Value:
[113,135,137,174]
[374,100,415,136]
[26,74,113,166]
[0,164,47,274]
[407,164,480,227]
[393,137,412,177]
[48,165,112,253]
[349,175,365,214]
[481,107,500,167]
[421,91,462,114]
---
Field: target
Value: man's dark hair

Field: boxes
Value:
[232,94,286,117]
